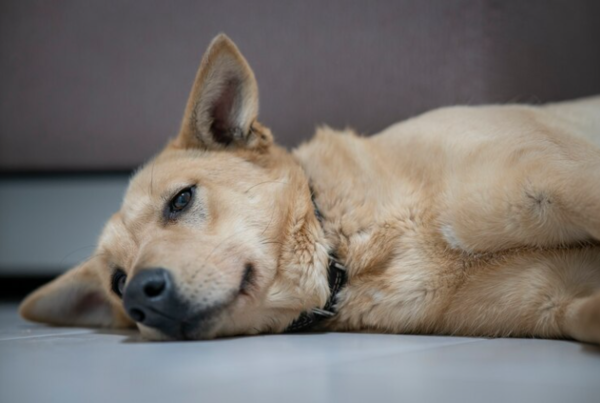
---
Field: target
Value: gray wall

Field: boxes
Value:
[2,0,600,171]
[0,176,128,275]
[1,1,600,275]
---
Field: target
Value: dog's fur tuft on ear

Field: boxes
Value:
[175,34,271,151]
[19,262,130,328]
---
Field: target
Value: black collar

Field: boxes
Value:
[284,192,348,333]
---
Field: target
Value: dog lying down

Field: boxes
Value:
[20,34,600,342]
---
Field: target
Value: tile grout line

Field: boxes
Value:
[0,330,93,342]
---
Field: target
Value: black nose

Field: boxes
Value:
[123,268,186,334]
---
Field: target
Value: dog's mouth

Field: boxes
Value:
[143,264,256,341]
[179,323,197,341]
[147,302,224,341]
[239,262,255,296]
[177,317,213,341]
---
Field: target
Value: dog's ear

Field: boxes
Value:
[19,260,126,328]
[175,34,272,151]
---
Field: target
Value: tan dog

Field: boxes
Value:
[20,34,600,343]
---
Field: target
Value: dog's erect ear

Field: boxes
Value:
[175,34,272,151]
[19,261,128,328]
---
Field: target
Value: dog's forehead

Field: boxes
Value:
[115,147,268,234]
[124,148,264,205]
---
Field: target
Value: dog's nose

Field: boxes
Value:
[123,268,185,332]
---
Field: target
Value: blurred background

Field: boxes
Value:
[1,0,600,297]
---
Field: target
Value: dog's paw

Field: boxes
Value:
[568,292,600,345]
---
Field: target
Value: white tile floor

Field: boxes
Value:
[0,303,599,403]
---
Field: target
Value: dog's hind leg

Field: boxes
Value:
[440,248,600,343]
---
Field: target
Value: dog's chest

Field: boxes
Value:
[321,206,464,334]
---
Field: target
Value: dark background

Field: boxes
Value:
[2,0,600,171]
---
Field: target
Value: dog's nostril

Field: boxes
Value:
[143,278,166,298]
[129,308,145,323]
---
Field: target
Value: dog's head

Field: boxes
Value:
[20,35,331,340]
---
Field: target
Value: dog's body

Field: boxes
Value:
[297,101,600,343]
[20,35,600,343]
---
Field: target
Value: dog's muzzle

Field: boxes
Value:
[123,268,203,339]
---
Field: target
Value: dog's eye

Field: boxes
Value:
[168,186,195,217]
[111,269,127,298]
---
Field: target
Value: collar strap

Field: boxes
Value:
[284,189,348,333]
[284,254,347,333]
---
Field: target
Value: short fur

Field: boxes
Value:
[20,34,600,343]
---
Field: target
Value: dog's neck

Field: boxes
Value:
[250,145,343,333]
[282,188,348,332]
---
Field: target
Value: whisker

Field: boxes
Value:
[260,240,284,246]
[59,245,98,267]
[244,180,288,194]
[198,226,257,270]
[64,251,111,268]
[150,160,156,197]
[260,205,278,237]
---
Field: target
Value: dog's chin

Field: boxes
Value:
[135,281,255,341]
[138,325,176,341]
[137,321,219,341]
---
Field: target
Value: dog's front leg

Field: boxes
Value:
[439,146,600,253]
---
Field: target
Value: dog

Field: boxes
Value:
[20,34,600,343]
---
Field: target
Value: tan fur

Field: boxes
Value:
[20,34,600,343]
